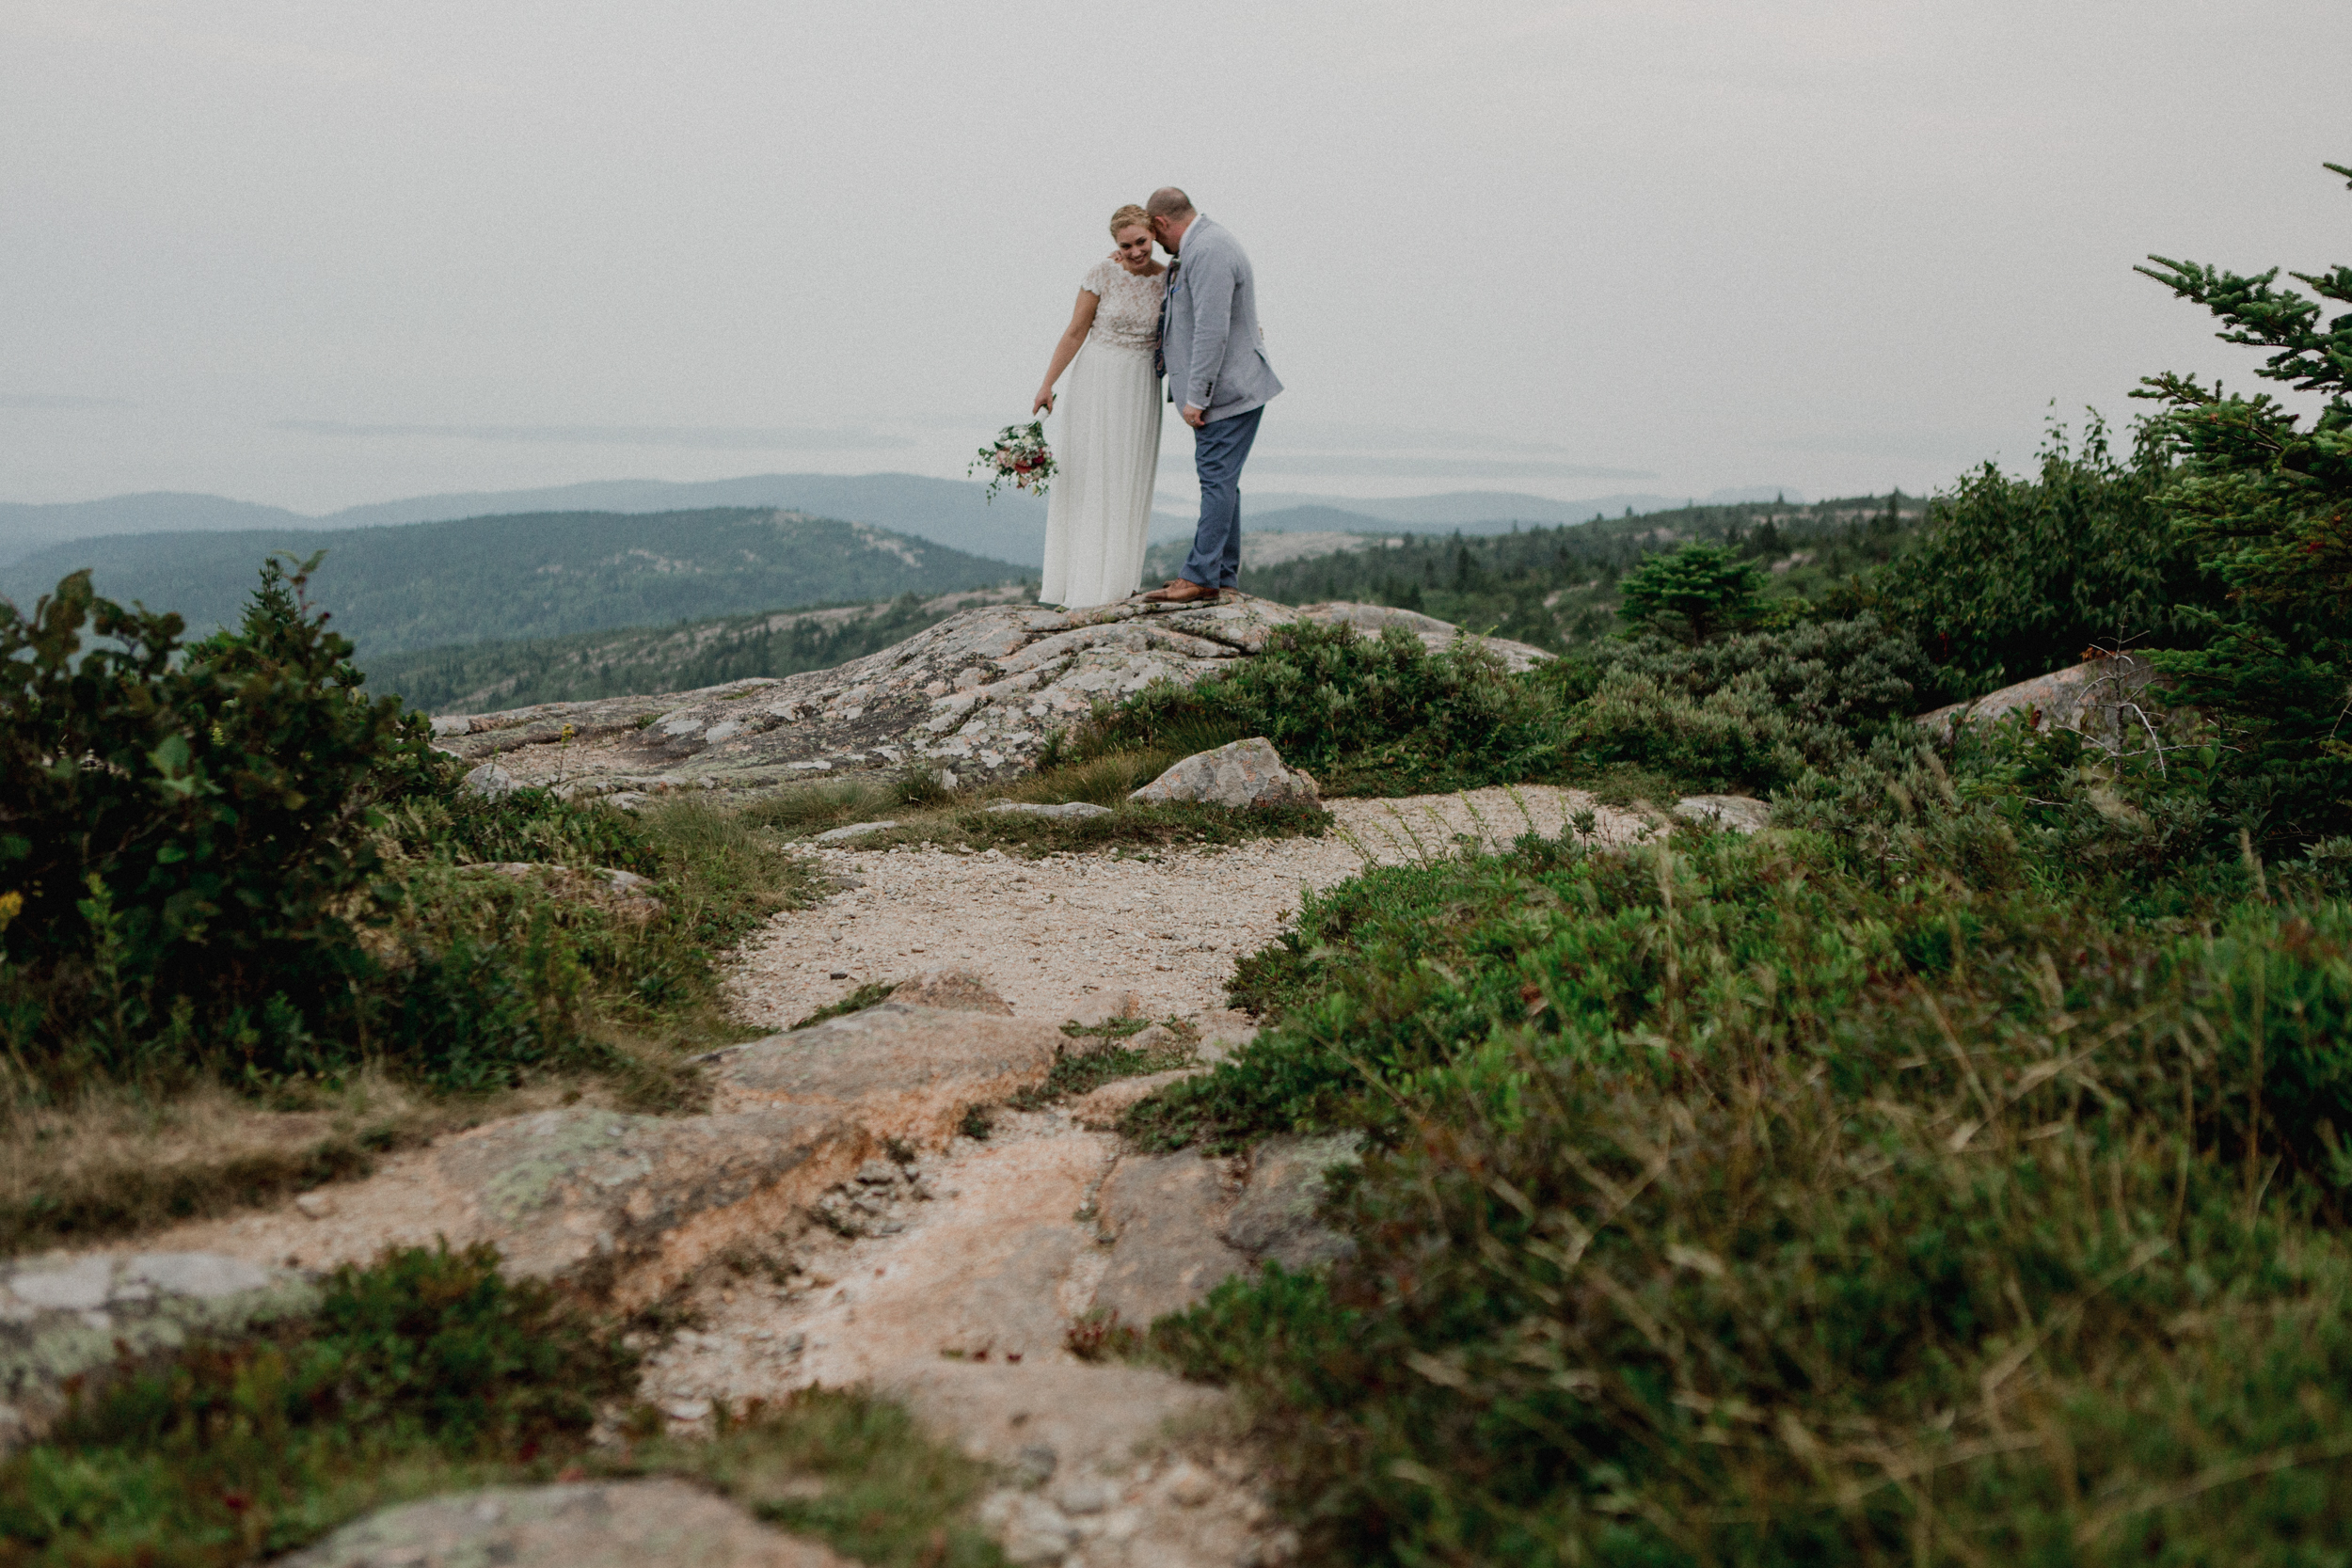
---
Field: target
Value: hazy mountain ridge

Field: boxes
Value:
[1,507,1032,657]
[0,472,1049,568]
[3,475,1804,568]
[366,584,1033,714]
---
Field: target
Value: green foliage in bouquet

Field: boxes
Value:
[968,420,1056,503]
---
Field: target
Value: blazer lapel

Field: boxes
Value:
[1154,259,1178,380]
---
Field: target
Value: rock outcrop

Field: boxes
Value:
[1090,1135,1359,1323]
[1672,794,1772,834]
[1130,736,1320,810]
[429,595,1549,799]
[278,1480,850,1568]
[1915,652,2175,747]
[1,1251,316,1448]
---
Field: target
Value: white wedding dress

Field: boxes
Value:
[1041,259,1166,609]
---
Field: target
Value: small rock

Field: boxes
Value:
[999,1496,1078,1565]
[1130,737,1319,810]
[985,800,1114,820]
[294,1191,338,1220]
[462,762,517,800]
[274,1479,846,1567]
[663,1397,712,1422]
[887,969,1015,1016]
[1161,1459,1216,1507]
[8,1256,113,1310]
[813,820,898,843]
[853,1162,898,1186]
[1223,1133,1361,1270]
[1051,1476,1119,1515]
[1015,1442,1059,1484]
[125,1251,278,1300]
[1123,1023,1178,1053]
[1091,1154,1248,1321]
[1245,1527,1303,1565]
[1672,795,1772,834]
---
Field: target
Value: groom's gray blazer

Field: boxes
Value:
[1161,215,1282,421]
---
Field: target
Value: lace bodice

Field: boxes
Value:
[1081,258,1165,355]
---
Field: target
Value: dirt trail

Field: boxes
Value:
[11,786,1656,1567]
[728,784,1646,1028]
[653,784,1655,1565]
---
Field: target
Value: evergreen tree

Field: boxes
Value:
[2130,160,2352,840]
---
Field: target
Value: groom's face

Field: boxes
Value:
[1150,214,1180,254]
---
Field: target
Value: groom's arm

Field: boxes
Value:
[1181,239,1237,418]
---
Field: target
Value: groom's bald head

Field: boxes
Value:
[1147,187,1197,252]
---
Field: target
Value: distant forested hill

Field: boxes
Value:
[365,586,1029,714]
[1,508,1032,657]
[0,473,1048,568]
[1241,493,1922,651]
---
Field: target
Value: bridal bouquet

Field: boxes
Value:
[970,420,1057,502]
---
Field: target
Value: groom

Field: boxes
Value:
[1142,187,1282,604]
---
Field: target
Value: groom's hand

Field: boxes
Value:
[1182,404,1208,428]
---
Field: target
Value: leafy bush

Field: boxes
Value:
[1879,420,2196,690]
[1,559,813,1101]
[1540,615,1941,791]
[1083,620,1565,796]
[0,561,436,1078]
[0,1243,632,1565]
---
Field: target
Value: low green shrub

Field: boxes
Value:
[0,1243,632,1566]
[1878,419,2194,690]
[1139,820,2352,1562]
[1083,620,1564,796]
[365,793,814,1095]
[1562,613,1942,783]
[1156,1037,2352,1565]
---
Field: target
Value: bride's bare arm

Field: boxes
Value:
[1033,289,1101,415]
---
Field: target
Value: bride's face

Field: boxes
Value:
[1113,225,1155,273]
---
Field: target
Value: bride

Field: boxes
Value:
[1032,204,1167,609]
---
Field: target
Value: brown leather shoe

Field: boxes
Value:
[1141,578,1221,604]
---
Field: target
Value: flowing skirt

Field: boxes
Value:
[1041,340,1163,609]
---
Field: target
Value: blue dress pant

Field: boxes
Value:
[1180,404,1263,589]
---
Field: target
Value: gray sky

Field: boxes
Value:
[5,0,2349,515]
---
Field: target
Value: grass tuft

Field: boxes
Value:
[635,1387,1006,1567]
[791,980,897,1030]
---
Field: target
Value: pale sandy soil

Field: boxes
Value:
[726,784,1650,1029]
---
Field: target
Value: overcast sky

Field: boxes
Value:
[4,0,2349,515]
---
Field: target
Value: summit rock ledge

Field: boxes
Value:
[429,595,1550,798]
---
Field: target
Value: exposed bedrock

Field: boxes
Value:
[428,595,1551,797]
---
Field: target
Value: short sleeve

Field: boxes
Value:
[1080,258,1119,295]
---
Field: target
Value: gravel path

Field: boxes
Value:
[727,784,1649,1028]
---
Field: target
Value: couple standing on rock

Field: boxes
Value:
[1031,186,1282,610]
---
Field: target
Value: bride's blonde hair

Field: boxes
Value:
[1109,202,1152,239]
